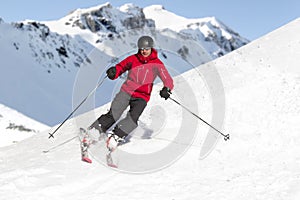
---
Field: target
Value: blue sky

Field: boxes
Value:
[0,0,299,40]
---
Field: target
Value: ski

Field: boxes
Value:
[79,127,92,163]
[104,134,119,168]
[106,149,118,168]
[104,134,130,168]
[79,126,119,168]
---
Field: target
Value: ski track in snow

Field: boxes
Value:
[0,17,300,200]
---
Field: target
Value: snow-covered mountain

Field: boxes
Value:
[144,5,247,56]
[0,3,248,126]
[46,3,247,57]
[0,17,299,200]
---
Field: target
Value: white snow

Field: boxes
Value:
[0,17,299,200]
[144,5,194,30]
[144,5,235,41]
[0,104,48,147]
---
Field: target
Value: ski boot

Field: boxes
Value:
[106,132,125,152]
[88,120,106,140]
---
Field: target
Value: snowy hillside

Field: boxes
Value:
[0,18,299,200]
[0,104,48,147]
[0,3,248,126]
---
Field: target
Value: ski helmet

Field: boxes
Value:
[137,36,154,49]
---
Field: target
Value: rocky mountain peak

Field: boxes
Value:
[63,3,155,34]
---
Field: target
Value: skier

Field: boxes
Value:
[89,35,174,151]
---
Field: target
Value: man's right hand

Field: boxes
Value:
[106,67,116,80]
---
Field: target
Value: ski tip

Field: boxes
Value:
[107,163,118,168]
[82,157,92,163]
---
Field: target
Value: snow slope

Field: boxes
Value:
[0,104,48,147]
[0,16,299,200]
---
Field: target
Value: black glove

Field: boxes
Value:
[160,87,171,100]
[106,67,116,80]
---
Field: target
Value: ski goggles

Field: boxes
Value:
[139,47,151,51]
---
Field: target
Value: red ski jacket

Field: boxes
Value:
[113,49,174,102]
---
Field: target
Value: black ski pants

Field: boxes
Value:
[97,91,147,138]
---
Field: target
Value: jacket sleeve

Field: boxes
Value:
[157,63,174,90]
[113,56,133,79]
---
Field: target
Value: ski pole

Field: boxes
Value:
[169,97,230,141]
[48,76,108,138]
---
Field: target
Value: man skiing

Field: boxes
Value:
[89,35,174,151]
